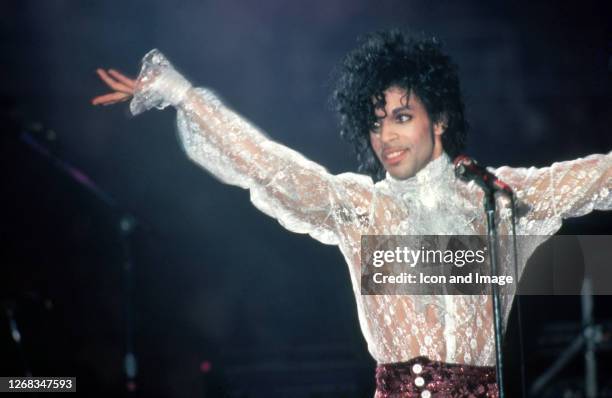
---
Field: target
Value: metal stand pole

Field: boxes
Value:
[483,192,505,398]
[582,277,597,398]
[530,277,601,396]
[120,214,138,392]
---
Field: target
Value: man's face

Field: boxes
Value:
[369,86,445,180]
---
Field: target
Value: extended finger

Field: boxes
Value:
[96,68,133,93]
[91,91,131,105]
[108,69,136,89]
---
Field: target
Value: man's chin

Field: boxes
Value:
[387,168,416,180]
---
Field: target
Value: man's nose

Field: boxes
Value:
[380,123,398,143]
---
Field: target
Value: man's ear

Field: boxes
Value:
[434,113,449,136]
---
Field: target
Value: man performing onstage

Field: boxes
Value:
[92,30,612,397]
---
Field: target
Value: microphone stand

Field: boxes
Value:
[482,187,506,398]
[454,155,525,397]
[19,131,140,392]
[529,277,601,397]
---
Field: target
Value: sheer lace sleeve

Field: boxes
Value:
[495,152,612,235]
[129,49,374,245]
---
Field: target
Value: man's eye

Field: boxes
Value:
[397,114,412,123]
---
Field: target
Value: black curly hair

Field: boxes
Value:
[331,29,468,181]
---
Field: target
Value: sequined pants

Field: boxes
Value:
[375,356,499,398]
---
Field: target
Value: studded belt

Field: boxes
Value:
[375,356,498,398]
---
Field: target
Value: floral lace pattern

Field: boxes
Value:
[130,49,612,367]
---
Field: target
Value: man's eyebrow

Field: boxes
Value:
[374,105,412,119]
[392,105,412,115]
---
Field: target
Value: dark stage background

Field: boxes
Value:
[1,1,612,397]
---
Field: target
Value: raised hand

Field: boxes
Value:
[91,69,136,106]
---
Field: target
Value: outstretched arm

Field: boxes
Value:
[93,50,375,245]
[495,152,612,235]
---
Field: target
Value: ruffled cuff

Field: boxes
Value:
[130,49,192,116]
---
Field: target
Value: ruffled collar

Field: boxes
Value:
[380,152,480,234]
[384,152,455,197]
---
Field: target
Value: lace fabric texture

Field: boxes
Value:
[130,49,612,367]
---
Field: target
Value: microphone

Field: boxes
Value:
[453,155,513,196]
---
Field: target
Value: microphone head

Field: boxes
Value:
[453,154,470,166]
[453,154,472,181]
[453,154,477,167]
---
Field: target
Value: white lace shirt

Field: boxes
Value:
[129,49,612,366]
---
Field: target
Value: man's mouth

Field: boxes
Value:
[383,149,408,165]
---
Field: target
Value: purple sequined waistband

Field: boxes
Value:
[375,356,499,398]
